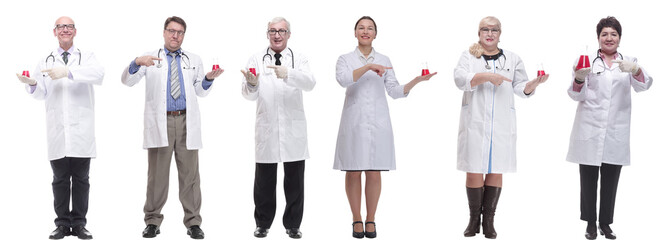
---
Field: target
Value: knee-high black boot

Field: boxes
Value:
[464,187,484,237]
[482,186,501,239]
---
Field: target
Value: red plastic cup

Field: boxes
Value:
[249,68,256,76]
[212,64,220,71]
[22,71,30,78]
[421,69,430,76]
[537,70,545,77]
[576,55,590,70]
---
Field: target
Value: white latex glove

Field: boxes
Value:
[612,59,640,74]
[41,66,69,79]
[240,69,258,86]
[267,65,288,79]
[574,67,591,81]
[16,73,37,85]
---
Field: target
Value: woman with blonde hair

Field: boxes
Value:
[454,16,548,239]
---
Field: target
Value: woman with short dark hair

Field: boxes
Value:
[567,16,653,240]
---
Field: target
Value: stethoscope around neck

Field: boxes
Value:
[155,48,193,69]
[592,49,623,75]
[46,49,81,67]
[262,47,295,68]
[483,49,509,71]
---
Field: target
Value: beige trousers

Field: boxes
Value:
[144,114,202,227]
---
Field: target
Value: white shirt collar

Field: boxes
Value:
[355,46,375,64]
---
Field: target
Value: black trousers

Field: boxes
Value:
[579,163,622,224]
[254,160,305,229]
[51,157,91,227]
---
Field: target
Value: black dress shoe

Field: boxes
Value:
[187,225,205,239]
[142,224,160,238]
[585,223,597,239]
[286,228,302,239]
[598,224,616,239]
[254,227,269,238]
[352,221,364,239]
[49,226,70,239]
[365,222,377,238]
[72,225,93,239]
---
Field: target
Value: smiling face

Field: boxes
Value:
[267,20,290,53]
[355,19,376,47]
[478,17,501,51]
[598,27,620,55]
[53,16,76,49]
[163,21,185,52]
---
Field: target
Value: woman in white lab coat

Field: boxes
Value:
[567,16,652,240]
[454,16,548,239]
[333,16,436,239]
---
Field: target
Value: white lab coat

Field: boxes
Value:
[453,49,531,174]
[566,53,652,166]
[333,48,406,171]
[27,47,104,161]
[122,48,211,150]
[242,47,316,163]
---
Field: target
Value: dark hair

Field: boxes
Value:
[355,16,377,33]
[596,16,621,38]
[164,16,187,32]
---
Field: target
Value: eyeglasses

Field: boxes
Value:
[55,24,75,30]
[165,29,185,36]
[267,29,289,36]
[480,28,500,35]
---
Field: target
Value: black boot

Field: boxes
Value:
[464,187,484,237]
[482,186,501,239]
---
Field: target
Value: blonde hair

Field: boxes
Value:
[478,16,501,33]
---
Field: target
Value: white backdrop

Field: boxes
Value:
[1,0,666,239]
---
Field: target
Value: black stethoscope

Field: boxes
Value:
[262,47,295,69]
[592,49,623,75]
[483,49,509,72]
[156,48,193,69]
[46,49,81,68]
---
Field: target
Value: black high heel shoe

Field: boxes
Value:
[352,221,364,239]
[598,224,616,239]
[585,222,597,239]
[364,222,376,238]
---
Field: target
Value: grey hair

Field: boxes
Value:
[268,17,291,32]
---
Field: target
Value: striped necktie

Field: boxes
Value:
[169,52,181,100]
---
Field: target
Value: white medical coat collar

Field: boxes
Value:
[268,46,292,57]
[57,45,77,55]
[355,46,375,64]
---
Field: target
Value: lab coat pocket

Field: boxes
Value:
[46,110,64,143]
[614,126,630,142]
[74,107,95,151]
[291,119,307,138]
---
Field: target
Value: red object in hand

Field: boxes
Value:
[537,70,545,77]
[212,64,220,71]
[421,69,430,76]
[22,71,30,78]
[576,55,590,70]
[249,68,256,76]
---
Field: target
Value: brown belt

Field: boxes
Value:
[167,110,186,116]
